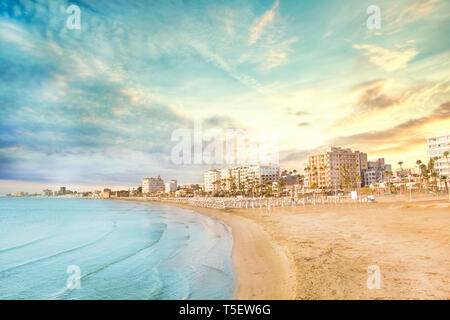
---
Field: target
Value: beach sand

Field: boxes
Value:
[123,198,449,299]
[230,199,450,299]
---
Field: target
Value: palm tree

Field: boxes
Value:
[431,171,439,192]
[444,151,450,199]
[427,157,439,191]
[444,151,449,167]
[277,177,285,196]
[383,170,393,193]
[416,160,423,192]
[441,175,449,195]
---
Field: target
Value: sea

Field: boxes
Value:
[0,198,235,299]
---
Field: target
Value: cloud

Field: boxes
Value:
[190,42,266,93]
[329,101,450,152]
[249,0,280,45]
[395,0,441,25]
[279,145,325,166]
[353,44,419,72]
[352,79,403,111]
[322,31,332,39]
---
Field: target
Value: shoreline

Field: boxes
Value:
[118,198,296,300]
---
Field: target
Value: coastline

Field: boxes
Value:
[118,198,296,300]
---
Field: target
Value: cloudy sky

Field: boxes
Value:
[0,0,449,194]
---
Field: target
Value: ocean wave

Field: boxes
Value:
[51,228,166,299]
[0,228,116,274]
[0,235,52,254]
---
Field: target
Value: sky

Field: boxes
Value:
[0,0,449,194]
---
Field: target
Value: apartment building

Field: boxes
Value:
[142,176,165,194]
[203,164,280,193]
[305,147,367,189]
[248,165,280,185]
[363,158,392,186]
[204,170,221,193]
[165,179,178,193]
[427,133,450,176]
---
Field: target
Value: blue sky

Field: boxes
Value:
[0,0,449,194]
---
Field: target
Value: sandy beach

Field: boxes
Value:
[230,199,450,299]
[123,198,449,300]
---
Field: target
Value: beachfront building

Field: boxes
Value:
[142,176,165,194]
[102,188,111,199]
[165,180,178,193]
[247,165,280,186]
[363,158,392,186]
[42,189,52,196]
[204,164,280,194]
[427,133,450,176]
[305,147,367,190]
[219,168,233,191]
[204,170,221,193]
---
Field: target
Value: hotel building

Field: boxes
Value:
[204,170,221,193]
[363,158,392,186]
[427,133,450,177]
[142,176,165,194]
[305,147,367,189]
[204,164,280,193]
[164,179,178,193]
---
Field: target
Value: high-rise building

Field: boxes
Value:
[59,187,66,195]
[427,133,450,177]
[247,165,280,185]
[142,176,165,194]
[363,158,392,186]
[305,147,367,189]
[102,188,111,199]
[165,180,178,193]
[204,170,221,193]
[203,165,280,193]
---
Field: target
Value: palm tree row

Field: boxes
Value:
[416,151,449,193]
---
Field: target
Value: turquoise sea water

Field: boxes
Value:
[0,198,234,299]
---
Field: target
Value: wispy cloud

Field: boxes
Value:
[352,79,403,111]
[395,0,441,25]
[249,0,280,45]
[353,44,419,72]
[330,101,450,153]
[190,42,266,93]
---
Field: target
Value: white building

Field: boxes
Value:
[204,170,220,193]
[427,133,450,177]
[363,158,392,186]
[203,164,280,193]
[142,176,165,194]
[247,165,280,185]
[165,180,178,193]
